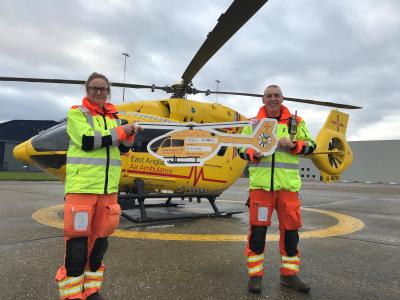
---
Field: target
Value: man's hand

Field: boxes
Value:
[253,150,264,158]
[278,137,296,151]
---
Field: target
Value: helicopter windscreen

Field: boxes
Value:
[31,121,69,152]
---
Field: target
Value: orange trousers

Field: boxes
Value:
[55,193,121,299]
[246,190,302,277]
[62,193,120,244]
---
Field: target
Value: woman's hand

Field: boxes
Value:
[122,123,143,135]
[132,123,143,134]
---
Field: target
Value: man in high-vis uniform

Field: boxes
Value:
[55,73,140,300]
[239,84,315,294]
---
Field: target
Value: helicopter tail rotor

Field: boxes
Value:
[311,110,354,182]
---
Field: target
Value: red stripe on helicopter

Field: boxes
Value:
[122,166,226,187]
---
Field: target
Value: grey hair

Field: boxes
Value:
[264,84,282,96]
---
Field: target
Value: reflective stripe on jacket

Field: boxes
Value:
[65,97,126,194]
[240,105,315,192]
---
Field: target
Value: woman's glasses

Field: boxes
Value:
[88,86,108,94]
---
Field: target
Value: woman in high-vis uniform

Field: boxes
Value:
[55,72,140,300]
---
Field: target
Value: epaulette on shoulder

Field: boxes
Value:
[70,105,90,115]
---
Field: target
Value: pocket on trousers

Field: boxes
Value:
[64,204,93,238]
[249,201,271,226]
[285,202,302,229]
[97,203,121,237]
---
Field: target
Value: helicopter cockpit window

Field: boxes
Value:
[171,139,184,147]
[31,121,69,152]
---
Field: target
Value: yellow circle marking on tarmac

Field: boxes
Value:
[32,202,364,242]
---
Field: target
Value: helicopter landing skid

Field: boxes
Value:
[165,156,200,165]
[118,192,243,223]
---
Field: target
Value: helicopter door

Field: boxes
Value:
[156,138,172,155]
[160,138,171,148]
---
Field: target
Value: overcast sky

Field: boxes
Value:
[1,0,399,141]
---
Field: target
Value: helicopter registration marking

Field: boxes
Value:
[186,146,212,152]
[186,137,218,143]
[33,204,364,242]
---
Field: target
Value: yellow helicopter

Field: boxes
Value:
[1,0,360,222]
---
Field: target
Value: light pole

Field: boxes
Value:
[215,79,220,103]
[122,52,130,102]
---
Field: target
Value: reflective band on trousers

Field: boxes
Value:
[58,274,84,298]
[85,268,104,279]
[282,255,300,262]
[248,264,263,275]
[84,281,103,289]
[281,263,299,271]
[67,157,121,167]
[57,274,83,288]
[59,285,83,298]
[247,253,265,263]
[248,161,299,169]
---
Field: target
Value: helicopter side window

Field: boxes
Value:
[171,139,184,147]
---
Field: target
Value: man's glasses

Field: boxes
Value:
[88,86,108,94]
[265,93,281,98]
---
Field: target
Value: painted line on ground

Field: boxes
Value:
[32,201,364,242]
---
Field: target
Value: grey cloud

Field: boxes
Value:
[1,0,400,140]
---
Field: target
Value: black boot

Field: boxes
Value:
[87,292,105,300]
[280,275,310,293]
[248,276,262,294]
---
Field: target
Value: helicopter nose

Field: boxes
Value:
[13,140,34,165]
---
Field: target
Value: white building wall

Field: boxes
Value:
[300,140,400,184]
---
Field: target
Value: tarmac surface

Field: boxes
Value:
[0,179,399,299]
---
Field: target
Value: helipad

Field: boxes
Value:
[1,179,399,299]
[32,203,364,242]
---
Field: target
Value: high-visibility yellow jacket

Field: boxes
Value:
[65,97,131,194]
[239,105,315,192]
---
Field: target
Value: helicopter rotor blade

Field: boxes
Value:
[0,76,167,91]
[181,0,268,83]
[0,77,86,85]
[195,89,362,109]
